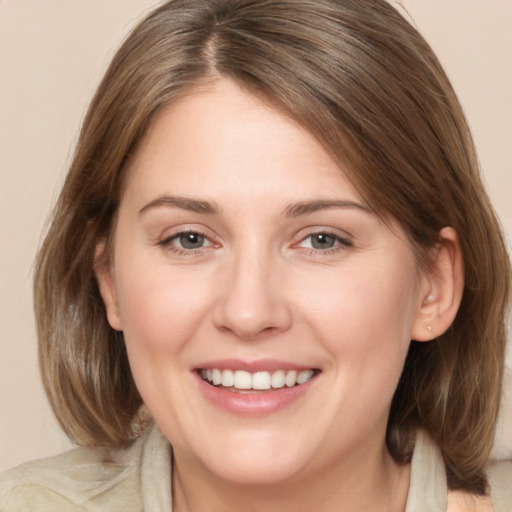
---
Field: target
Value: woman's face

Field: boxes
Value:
[98,80,429,485]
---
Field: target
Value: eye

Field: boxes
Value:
[308,233,336,250]
[158,230,214,253]
[296,231,352,252]
[176,232,207,249]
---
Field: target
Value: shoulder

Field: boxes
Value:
[486,458,512,512]
[0,432,149,512]
[446,460,512,512]
[411,430,512,512]
[447,490,494,512]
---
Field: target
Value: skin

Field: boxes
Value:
[96,79,464,511]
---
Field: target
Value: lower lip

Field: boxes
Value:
[194,372,317,416]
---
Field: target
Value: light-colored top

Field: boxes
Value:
[1,423,511,511]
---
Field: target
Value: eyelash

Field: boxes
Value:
[157,229,214,256]
[294,231,353,256]
[156,229,353,257]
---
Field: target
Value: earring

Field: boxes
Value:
[113,313,119,319]
[427,324,432,333]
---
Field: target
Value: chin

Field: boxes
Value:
[204,455,307,486]
[179,428,317,486]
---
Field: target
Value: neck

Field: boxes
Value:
[172,438,410,512]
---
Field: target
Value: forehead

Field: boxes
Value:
[123,79,364,210]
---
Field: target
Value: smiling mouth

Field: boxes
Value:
[199,368,319,392]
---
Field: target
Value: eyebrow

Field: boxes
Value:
[139,195,222,216]
[138,195,370,218]
[282,199,371,217]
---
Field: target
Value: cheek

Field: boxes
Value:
[301,261,416,336]
[294,257,418,385]
[113,252,213,355]
[111,259,216,424]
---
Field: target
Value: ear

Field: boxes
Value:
[94,239,123,331]
[411,227,464,341]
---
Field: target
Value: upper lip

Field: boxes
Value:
[194,359,317,373]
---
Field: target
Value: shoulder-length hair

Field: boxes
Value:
[34,0,510,494]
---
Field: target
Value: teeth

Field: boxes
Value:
[221,369,234,387]
[212,369,222,386]
[285,370,297,387]
[271,370,285,388]
[297,370,314,384]
[201,368,316,390]
[252,371,271,390]
[234,370,252,390]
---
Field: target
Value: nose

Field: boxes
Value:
[212,250,292,340]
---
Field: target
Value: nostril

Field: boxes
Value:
[211,269,293,339]
[216,323,283,342]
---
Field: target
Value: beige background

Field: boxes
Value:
[1,1,511,471]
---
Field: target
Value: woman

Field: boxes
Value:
[1,0,510,510]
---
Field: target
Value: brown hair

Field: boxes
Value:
[34,0,510,494]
